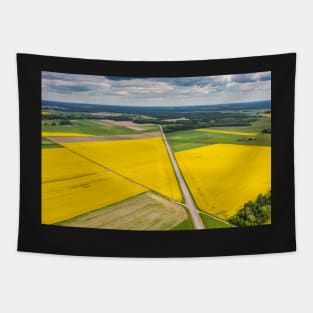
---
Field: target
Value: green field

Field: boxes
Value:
[171,216,195,230]
[41,137,62,148]
[166,117,271,152]
[42,119,158,136]
[166,129,245,152]
[200,213,232,229]
[210,117,271,146]
[216,116,271,132]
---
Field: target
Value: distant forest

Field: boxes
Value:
[42,99,270,114]
[42,99,270,132]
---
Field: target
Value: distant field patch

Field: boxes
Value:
[62,137,182,201]
[197,128,257,136]
[57,191,188,230]
[216,117,270,133]
[42,132,91,137]
[163,117,189,122]
[42,148,146,224]
[262,113,271,118]
[41,111,49,115]
[42,119,157,136]
[98,119,151,131]
[175,144,271,219]
[166,129,250,152]
[200,118,271,147]
[50,131,161,143]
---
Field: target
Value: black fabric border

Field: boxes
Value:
[17,53,296,257]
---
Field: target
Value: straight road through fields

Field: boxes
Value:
[160,126,204,230]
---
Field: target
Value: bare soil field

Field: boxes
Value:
[98,119,152,130]
[164,117,189,122]
[57,191,188,230]
[88,112,122,117]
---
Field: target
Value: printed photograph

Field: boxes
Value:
[41,71,271,230]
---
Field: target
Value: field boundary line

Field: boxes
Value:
[49,137,231,228]
[42,172,98,184]
[198,210,235,227]
[48,138,191,208]
[49,139,151,190]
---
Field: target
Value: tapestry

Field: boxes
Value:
[17,53,296,257]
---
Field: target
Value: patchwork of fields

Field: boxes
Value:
[61,137,182,202]
[57,191,188,230]
[42,148,146,224]
[42,108,271,229]
[42,119,158,136]
[167,117,271,152]
[41,127,186,227]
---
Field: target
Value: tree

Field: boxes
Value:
[228,191,271,227]
[262,128,271,134]
[59,120,72,125]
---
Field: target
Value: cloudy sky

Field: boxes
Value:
[42,71,271,106]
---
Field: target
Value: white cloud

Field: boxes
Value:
[42,71,271,106]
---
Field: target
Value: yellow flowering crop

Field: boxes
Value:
[175,144,271,219]
[197,129,257,136]
[62,137,182,202]
[42,148,101,183]
[42,148,146,224]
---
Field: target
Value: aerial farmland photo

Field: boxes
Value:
[41,71,271,230]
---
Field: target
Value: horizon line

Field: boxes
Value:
[42,98,271,108]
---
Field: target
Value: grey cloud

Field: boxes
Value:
[42,71,271,106]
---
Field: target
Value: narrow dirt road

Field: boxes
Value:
[159,126,204,229]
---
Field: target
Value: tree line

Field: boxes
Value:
[228,191,271,227]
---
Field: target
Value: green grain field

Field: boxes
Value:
[166,117,271,152]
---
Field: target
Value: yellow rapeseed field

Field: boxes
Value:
[41,111,49,115]
[175,144,271,219]
[42,148,146,224]
[42,132,91,137]
[42,148,101,182]
[63,137,182,201]
[197,128,257,136]
[262,113,271,118]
